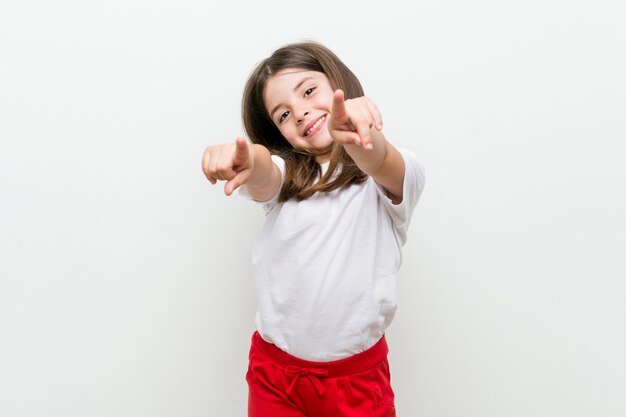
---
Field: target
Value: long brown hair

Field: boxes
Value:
[241,41,367,202]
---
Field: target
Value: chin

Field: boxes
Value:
[309,132,333,147]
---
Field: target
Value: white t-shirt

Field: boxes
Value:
[239,149,425,361]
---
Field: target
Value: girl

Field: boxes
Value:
[202,41,425,417]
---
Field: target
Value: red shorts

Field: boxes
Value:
[246,331,396,417]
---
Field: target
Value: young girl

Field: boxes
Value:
[202,41,425,417]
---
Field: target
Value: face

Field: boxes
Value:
[263,69,335,162]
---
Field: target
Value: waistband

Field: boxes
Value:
[250,331,389,378]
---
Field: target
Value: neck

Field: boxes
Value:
[316,155,330,164]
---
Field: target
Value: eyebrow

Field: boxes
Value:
[269,76,315,120]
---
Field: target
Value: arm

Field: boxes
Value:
[327,90,406,203]
[201,138,281,201]
[343,130,405,204]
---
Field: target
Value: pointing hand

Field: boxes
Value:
[327,89,383,150]
[202,137,254,195]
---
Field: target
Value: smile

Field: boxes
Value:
[304,115,327,137]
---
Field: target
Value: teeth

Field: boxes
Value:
[305,115,326,136]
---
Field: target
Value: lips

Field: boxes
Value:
[304,114,327,137]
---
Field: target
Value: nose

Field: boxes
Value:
[295,109,309,123]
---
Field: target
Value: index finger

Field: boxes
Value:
[232,137,249,168]
[331,89,348,122]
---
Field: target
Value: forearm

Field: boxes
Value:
[343,129,406,203]
[244,144,282,201]
[343,128,388,175]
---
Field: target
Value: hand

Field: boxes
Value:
[201,137,253,195]
[327,89,383,150]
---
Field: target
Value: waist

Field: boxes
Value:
[250,331,389,377]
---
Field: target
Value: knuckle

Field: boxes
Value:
[217,164,234,177]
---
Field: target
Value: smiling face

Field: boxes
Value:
[263,68,335,163]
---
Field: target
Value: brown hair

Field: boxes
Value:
[241,41,367,202]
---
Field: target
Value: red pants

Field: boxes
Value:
[246,332,396,417]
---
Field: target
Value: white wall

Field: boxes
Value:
[1,0,625,416]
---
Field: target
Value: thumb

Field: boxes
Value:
[232,137,249,168]
[224,170,249,196]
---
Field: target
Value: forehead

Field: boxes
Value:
[263,69,327,103]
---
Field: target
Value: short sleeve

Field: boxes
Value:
[375,148,425,243]
[237,154,285,213]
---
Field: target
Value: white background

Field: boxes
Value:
[1,0,625,416]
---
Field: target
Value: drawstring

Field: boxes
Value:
[285,365,329,396]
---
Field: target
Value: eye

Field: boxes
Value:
[278,111,290,123]
[304,87,316,97]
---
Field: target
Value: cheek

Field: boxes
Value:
[280,124,296,139]
[279,125,298,144]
